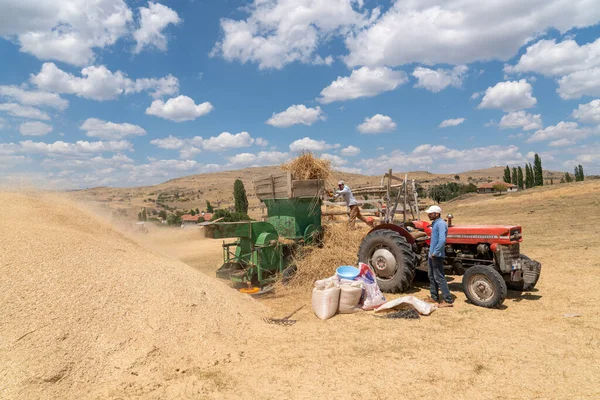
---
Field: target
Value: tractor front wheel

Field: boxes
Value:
[462,265,507,308]
[357,229,416,293]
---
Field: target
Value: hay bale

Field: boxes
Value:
[282,151,332,181]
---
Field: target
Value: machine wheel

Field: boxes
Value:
[357,229,416,293]
[506,254,541,291]
[462,265,507,308]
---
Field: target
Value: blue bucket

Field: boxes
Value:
[336,265,360,280]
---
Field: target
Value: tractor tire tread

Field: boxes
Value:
[357,229,416,293]
[462,265,507,308]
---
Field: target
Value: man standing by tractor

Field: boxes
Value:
[330,180,374,229]
[425,205,454,308]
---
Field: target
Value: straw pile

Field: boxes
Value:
[280,223,370,290]
[0,191,269,399]
[281,151,332,181]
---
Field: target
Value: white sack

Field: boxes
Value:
[312,287,341,320]
[338,285,363,314]
[374,295,437,315]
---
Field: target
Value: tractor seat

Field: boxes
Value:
[410,230,429,241]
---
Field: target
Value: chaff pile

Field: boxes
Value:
[282,151,332,181]
[280,223,370,291]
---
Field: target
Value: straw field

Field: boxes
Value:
[1,180,599,399]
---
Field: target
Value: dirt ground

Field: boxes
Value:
[1,181,599,399]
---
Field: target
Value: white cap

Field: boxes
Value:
[425,205,442,214]
[338,180,345,185]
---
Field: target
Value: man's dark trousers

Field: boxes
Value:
[428,256,453,303]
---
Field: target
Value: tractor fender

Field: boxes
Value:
[367,224,416,245]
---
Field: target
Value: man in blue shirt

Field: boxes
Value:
[425,205,453,307]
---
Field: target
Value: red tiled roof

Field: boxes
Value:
[181,214,200,222]
[477,180,517,189]
[201,213,213,221]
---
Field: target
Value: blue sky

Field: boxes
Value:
[1,0,599,188]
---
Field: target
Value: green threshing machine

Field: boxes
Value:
[205,171,323,288]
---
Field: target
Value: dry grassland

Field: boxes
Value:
[1,180,599,399]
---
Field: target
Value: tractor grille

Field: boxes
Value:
[523,258,542,287]
[496,244,520,273]
[509,228,522,241]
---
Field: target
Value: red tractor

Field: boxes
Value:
[357,216,542,308]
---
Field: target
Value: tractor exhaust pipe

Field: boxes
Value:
[447,214,453,227]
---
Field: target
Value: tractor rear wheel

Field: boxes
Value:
[357,229,416,293]
[506,254,541,291]
[462,265,507,308]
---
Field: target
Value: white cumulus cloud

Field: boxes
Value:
[549,138,576,147]
[318,67,408,104]
[413,65,468,93]
[321,153,347,167]
[80,118,146,140]
[340,145,360,156]
[228,151,290,166]
[478,80,537,111]
[0,85,68,110]
[572,99,600,124]
[1,0,133,66]
[19,140,133,156]
[30,62,179,101]
[19,121,53,136]
[557,68,600,99]
[133,2,181,53]
[289,137,337,152]
[212,0,367,70]
[266,105,326,128]
[439,118,465,128]
[202,132,254,152]
[357,114,396,134]
[0,103,50,120]
[505,38,600,77]
[343,0,600,68]
[150,135,187,150]
[527,121,592,143]
[498,111,542,131]
[145,95,213,122]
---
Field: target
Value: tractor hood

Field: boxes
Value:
[412,220,522,244]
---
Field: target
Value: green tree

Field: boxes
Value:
[517,166,524,189]
[564,172,573,183]
[195,208,200,215]
[527,163,535,188]
[511,167,518,186]
[166,214,182,226]
[503,166,511,184]
[454,175,460,180]
[492,183,508,193]
[190,209,196,216]
[534,154,543,186]
[158,210,167,220]
[211,209,251,222]
[575,164,585,181]
[428,182,477,203]
[206,200,214,213]
[233,179,249,214]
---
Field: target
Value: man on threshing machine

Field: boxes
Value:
[331,180,375,229]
